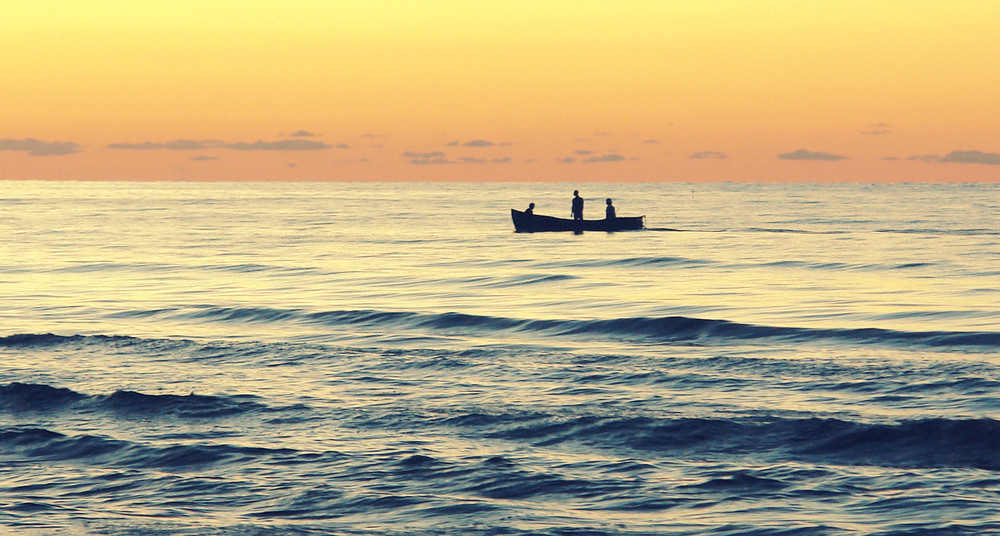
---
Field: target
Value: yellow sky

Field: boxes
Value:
[2,1,999,181]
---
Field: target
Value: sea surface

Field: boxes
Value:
[1,180,998,536]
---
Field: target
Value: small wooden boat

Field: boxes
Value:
[511,209,645,232]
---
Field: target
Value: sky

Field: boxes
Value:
[3,1,1000,182]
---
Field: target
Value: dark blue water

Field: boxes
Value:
[1,181,998,535]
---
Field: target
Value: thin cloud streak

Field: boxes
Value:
[463,139,495,147]
[225,140,332,151]
[778,149,848,161]
[690,151,728,159]
[108,139,333,151]
[863,123,892,135]
[108,140,223,150]
[403,151,513,165]
[558,153,630,164]
[446,139,502,147]
[0,138,81,156]
[582,154,626,163]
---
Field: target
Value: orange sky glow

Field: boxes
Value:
[3,1,999,182]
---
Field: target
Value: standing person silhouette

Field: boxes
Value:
[571,190,584,221]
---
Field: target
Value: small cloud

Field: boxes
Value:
[939,150,1000,165]
[690,151,728,159]
[558,157,577,163]
[862,123,892,135]
[109,138,332,152]
[289,130,317,137]
[642,139,660,144]
[445,139,496,147]
[336,144,351,149]
[777,149,848,161]
[190,155,217,161]
[225,139,331,151]
[0,138,80,156]
[583,154,627,163]
[907,154,941,163]
[593,131,614,137]
[882,156,900,161]
[108,142,162,150]
[574,150,596,156]
[409,157,452,165]
[403,151,451,164]
[108,139,222,150]
[170,139,221,150]
[408,154,511,165]
[362,133,385,138]
[287,162,298,168]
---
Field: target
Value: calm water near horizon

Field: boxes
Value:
[1,180,998,535]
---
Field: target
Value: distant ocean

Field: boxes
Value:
[1,180,998,536]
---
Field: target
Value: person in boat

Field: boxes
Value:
[571,190,584,220]
[525,202,535,216]
[605,198,616,220]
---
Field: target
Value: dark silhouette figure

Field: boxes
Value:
[605,198,616,220]
[571,190,584,220]
[525,202,535,215]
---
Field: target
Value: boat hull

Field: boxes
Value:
[511,209,645,232]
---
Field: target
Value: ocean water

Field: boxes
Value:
[1,180,998,536]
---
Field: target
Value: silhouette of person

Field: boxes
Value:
[605,198,616,219]
[571,190,584,220]
[525,202,535,215]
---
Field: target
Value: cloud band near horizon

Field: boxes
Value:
[0,138,81,156]
[939,150,1000,165]
[778,149,848,161]
[108,139,333,151]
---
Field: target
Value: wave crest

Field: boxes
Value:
[478,415,1000,470]
[0,382,289,419]
[7,305,996,350]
